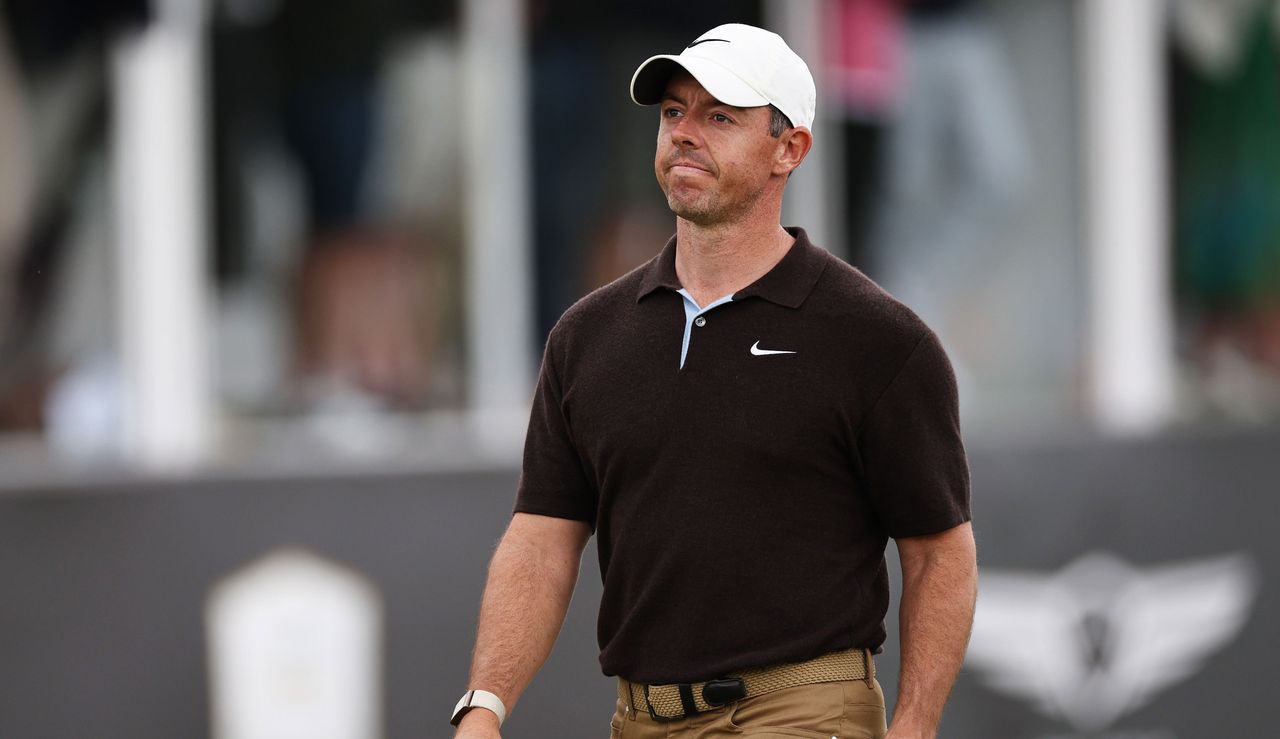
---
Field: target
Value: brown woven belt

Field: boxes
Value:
[619,647,875,721]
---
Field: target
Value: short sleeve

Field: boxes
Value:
[513,336,598,529]
[857,330,971,538]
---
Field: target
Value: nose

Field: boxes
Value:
[669,115,701,149]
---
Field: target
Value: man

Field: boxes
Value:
[452,23,976,739]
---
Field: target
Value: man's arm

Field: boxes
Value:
[453,512,593,738]
[886,521,977,739]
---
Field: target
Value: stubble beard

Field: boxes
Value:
[657,150,729,225]
[662,176,764,227]
[664,188,721,225]
[660,171,744,227]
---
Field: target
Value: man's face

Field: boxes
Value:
[654,71,783,226]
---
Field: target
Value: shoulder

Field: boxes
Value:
[811,255,936,359]
[810,259,960,432]
[545,258,652,355]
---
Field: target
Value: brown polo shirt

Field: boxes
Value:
[515,227,970,684]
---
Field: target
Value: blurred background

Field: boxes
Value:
[0,0,1276,737]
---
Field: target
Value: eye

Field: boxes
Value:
[662,107,683,119]
[711,112,732,124]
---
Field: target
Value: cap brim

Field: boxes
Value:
[630,55,770,109]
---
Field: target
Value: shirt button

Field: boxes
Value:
[694,316,706,327]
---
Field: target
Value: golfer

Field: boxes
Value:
[452,23,976,739]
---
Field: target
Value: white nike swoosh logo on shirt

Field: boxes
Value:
[750,341,797,356]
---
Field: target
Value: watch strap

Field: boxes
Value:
[450,689,507,727]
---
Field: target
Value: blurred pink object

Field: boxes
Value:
[826,0,905,119]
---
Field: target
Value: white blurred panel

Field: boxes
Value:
[110,3,212,468]
[1080,0,1176,434]
[207,548,383,739]
[461,0,535,453]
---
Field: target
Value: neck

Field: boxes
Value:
[673,213,794,306]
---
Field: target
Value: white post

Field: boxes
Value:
[765,0,844,257]
[1080,0,1175,434]
[460,0,535,452]
[111,0,212,468]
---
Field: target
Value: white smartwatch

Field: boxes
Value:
[450,689,507,727]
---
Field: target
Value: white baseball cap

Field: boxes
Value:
[630,23,816,130]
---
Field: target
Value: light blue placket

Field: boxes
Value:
[676,288,734,369]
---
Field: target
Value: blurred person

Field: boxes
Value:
[0,12,29,273]
[0,0,148,431]
[0,14,26,375]
[827,0,905,267]
[1171,0,1280,418]
[451,24,975,739]
[869,0,1028,383]
[528,0,611,344]
[212,0,447,409]
[528,0,763,343]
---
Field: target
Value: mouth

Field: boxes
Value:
[668,162,712,176]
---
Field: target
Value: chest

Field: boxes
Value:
[560,297,863,480]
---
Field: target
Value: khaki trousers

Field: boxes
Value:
[609,676,888,739]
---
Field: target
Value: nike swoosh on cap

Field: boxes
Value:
[750,341,796,356]
[686,38,731,48]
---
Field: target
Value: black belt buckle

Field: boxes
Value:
[642,684,683,722]
[643,676,747,722]
[702,677,746,707]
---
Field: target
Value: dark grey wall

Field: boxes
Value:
[2,427,1277,738]
[0,469,612,739]
[917,427,1277,738]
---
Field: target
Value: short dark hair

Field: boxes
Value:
[768,105,793,138]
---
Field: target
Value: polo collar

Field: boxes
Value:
[635,226,829,309]
[636,234,682,301]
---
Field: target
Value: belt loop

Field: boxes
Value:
[863,648,875,687]
[677,683,699,717]
[624,680,638,720]
[632,680,644,721]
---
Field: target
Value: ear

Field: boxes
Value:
[773,126,813,177]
